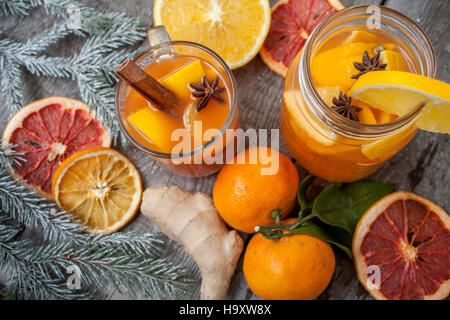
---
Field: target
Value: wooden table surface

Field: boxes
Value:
[1,0,449,300]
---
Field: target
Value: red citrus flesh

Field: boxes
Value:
[260,0,343,77]
[353,192,450,300]
[2,97,111,196]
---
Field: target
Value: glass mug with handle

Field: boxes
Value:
[116,26,239,177]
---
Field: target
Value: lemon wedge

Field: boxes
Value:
[127,107,181,153]
[311,42,396,92]
[378,49,409,72]
[342,31,381,45]
[361,121,417,160]
[160,60,206,100]
[352,100,377,125]
[349,71,450,133]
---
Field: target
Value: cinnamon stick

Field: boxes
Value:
[115,59,180,116]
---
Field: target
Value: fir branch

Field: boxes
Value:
[20,22,75,55]
[0,56,23,112]
[0,1,194,301]
[0,144,25,168]
[0,236,91,299]
[20,55,74,78]
[0,214,23,242]
[0,165,90,244]
[50,245,192,299]
[79,17,146,54]
[0,149,194,299]
[76,72,121,143]
[0,216,193,299]
[0,1,146,141]
[0,0,39,16]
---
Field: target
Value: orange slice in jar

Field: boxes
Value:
[283,87,355,155]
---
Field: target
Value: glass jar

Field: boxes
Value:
[116,27,239,178]
[279,5,436,182]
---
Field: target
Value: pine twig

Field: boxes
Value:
[0,176,89,244]
[0,0,39,16]
[21,22,75,55]
[0,238,92,299]
[0,214,193,299]
[0,149,195,299]
[0,56,24,112]
[0,1,195,301]
[0,1,147,142]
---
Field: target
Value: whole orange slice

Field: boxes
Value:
[353,191,450,300]
[260,0,344,77]
[52,147,142,234]
[2,97,111,196]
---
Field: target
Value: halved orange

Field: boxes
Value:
[2,97,111,197]
[154,0,271,69]
[52,147,142,234]
[353,191,450,300]
[260,0,344,77]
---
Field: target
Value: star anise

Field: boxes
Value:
[351,50,387,79]
[189,76,226,111]
[331,92,362,122]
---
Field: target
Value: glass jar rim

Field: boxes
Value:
[115,40,238,159]
[299,5,437,138]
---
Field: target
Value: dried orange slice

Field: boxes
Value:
[260,0,344,77]
[353,191,450,300]
[2,97,111,196]
[52,147,142,234]
[154,0,271,69]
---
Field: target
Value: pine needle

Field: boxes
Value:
[0,214,193,299]
[0,0,147,142]
[0,3,195,299]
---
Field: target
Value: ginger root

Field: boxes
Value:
[141,186,244,300]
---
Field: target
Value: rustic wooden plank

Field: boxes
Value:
[384,0,450,82]
[0,0,447,301]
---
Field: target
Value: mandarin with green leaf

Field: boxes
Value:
[244,218,336,300]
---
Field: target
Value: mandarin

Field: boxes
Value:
[243,218,336,300]
[212,147,299,233]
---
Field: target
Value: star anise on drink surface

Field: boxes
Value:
[351,50,387,79]
[189,76,226,111]
[331,92,362,122]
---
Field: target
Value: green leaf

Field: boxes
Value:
[288,220,353,259]
[312,179,395,234]
[297,175,315,212]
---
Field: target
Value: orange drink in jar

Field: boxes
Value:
[280,6,436,182]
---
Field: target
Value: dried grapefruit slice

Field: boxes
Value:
[260,0,344,77]
[2,97,111,196]
[52,147,142,234]
[353,191,450,300]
